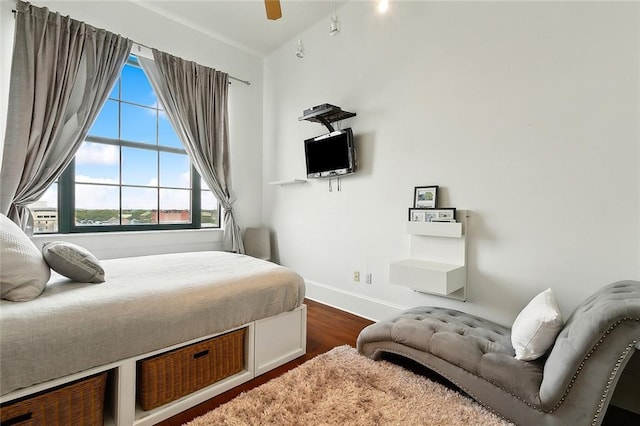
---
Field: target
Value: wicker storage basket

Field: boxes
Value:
[0,373,107,426]
[137,328,246,411]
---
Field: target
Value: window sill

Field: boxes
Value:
[32,228,224,260]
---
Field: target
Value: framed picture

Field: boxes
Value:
[414,186,438,208]
[429,208,456,221]
[408,208,456,222]
[409,208,431,222]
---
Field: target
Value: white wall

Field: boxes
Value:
[2,1,638,323]
[0,0,265,256]
[263,1,640,325]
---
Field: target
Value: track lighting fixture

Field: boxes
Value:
[295,38,305,59]
[329,1,340,36]
[330,15,340,36]
[295,0,305,58]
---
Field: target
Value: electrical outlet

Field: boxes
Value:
[354,271,360,282]
[366,273,372,284]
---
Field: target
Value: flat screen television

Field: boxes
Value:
[304,128,356,178]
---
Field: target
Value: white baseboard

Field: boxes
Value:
[304,279,408,322]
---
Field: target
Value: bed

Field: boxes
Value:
[0,250,306,425]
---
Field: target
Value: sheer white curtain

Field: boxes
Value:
[0,1,131,230]
[139,51,244,253]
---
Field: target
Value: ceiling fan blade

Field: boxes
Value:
[265,0,282,21]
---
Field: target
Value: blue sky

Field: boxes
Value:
[34,58,217,213]
[76,60,192,210]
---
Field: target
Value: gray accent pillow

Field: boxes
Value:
[0,214,51,302]
[42,241,105,283]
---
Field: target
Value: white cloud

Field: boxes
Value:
[75,175,190,210]
[75,184,119,210]
[180,171,190,186]
[76,143,119,165]
[122,188,157,210]
[149,100,164,115]
[76,175,118,185]
[160,189,190,210]
[29,185,58,209]
[201,190,218,209]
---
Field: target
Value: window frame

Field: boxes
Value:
[51,56,220,234]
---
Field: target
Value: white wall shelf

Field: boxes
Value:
[268,179,307,187]
[298,104,356,133]
[390,211,469,301]
[390,259,465,295]
[406,221,463,238]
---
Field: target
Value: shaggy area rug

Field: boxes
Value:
[185,345,513,425]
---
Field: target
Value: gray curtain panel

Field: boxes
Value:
[138,52,244,254]
[0,0,131,230]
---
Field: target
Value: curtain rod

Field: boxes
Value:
[131,42,251,86]
[10,2,251,87]
[229,75,251,86]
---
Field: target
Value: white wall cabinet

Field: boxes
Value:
[390,211,468,301]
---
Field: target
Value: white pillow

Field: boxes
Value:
[511,288,564,361]
[42,241,105,283]
[0,213,51,302]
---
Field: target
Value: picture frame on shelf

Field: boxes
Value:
[409,208,433,223]
[429,208,457,221]
[414,186,438,208]
[408,207,456,222]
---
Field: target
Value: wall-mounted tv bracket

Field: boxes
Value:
[299,104,356,132]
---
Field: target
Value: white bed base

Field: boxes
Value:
[0,305,307,426]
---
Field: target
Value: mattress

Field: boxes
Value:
[0,251,305,396]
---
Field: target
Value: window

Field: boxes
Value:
[30,56,219,234]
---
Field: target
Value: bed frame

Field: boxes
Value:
[0,305,307,426]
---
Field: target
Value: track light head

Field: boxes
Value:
[295,38,305,59]
[330,16,340,36]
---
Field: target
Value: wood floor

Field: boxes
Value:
[157,299,373,426]
[158,298,638,426]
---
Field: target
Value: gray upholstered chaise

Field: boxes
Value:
[357,280,640,426]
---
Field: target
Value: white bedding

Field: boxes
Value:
[0,251,305,396]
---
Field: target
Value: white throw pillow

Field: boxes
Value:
[0,213,51,301]
[511,288,564,361]
[42,241,105,283]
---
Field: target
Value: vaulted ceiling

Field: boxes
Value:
[131,1,348,56]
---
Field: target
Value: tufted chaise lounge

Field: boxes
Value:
[357,280,640,426]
